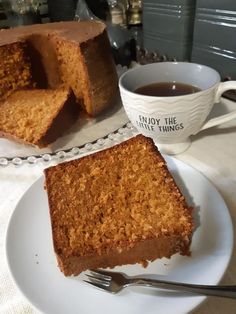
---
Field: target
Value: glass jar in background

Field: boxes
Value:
[85,0,109,21]
[127,0,143,48]
[106,0,127,28]
[2,0,41,27]
[74,0,99,21]
[106,0,136,66]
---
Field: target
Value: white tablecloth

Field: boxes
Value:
[0,98,236,314]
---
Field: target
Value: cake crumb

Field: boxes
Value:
[44,135,194,276]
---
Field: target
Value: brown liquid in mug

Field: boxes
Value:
[134,82,201,97]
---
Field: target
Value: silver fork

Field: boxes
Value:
[84,269,236,299]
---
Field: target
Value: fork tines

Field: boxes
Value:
[84,269,112,291]
[90,269,112,280]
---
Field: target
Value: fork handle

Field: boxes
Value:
[128,278,236,299]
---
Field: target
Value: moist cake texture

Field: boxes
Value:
[0,88,78,147]
[0,42,35,98]
[44,135,194,276]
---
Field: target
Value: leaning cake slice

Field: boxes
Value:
[0,88,78,147]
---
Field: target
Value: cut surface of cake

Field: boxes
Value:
[0,88,78,147]
[44,135,194,276]
[0,21,118,116]
[0,41,35,98]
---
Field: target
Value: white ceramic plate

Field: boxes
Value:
[5,156,233,314]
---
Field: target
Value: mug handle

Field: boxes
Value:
[200,81,236,131]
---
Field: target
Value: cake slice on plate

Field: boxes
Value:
[44,135,194,276]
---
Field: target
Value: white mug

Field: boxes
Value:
[119,62,236,154]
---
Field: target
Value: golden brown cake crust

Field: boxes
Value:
[44,135,194,276]
[0,21,107,46]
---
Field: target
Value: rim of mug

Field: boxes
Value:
[119,62,221,99]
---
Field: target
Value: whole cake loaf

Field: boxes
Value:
[0,21,118,116]
[44,135,194,276]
